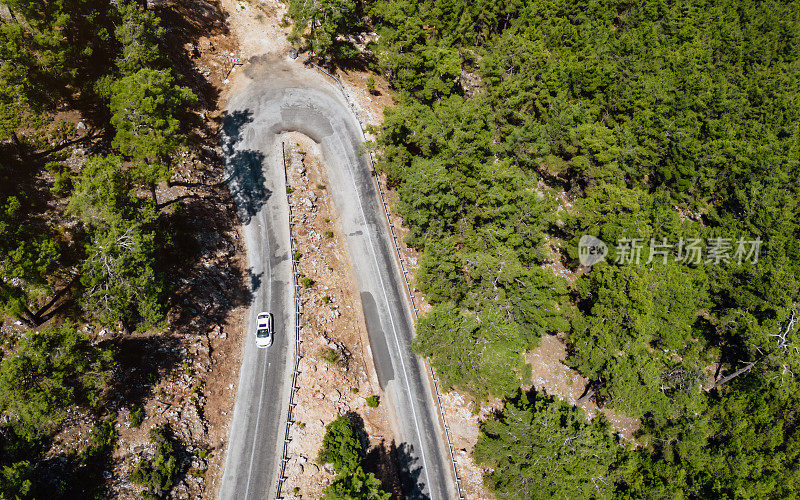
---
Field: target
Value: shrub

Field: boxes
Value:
[79,414,119,464]
[317,183,326,190]
[130,404,145,428]
[318,416,361,472]
[300,276,314,288]
[366,396,379,408]
[320,346,342,365]
[324,230,334,238]
[318,416,390,499]
[130,425,185,497]
[52,169,73,196]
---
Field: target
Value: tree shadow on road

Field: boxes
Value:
[221,110,270,225]
[364,438,428,499]
[345,410,428,499]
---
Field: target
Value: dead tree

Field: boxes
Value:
[711,309,798,390]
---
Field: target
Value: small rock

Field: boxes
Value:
[77,121,86,130]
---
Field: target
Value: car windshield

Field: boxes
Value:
[257,328,270,338]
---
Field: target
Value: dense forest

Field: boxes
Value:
[289,0,800,496]
[0,0,201,496]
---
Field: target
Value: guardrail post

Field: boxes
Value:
[275,140,305,499]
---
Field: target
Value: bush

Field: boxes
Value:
[78,413,118,469]
[130,425,185,497]
[366,396,379,408]
[51,169,73,196]
[318,416,361,472]
[324,230,334,238]
[300,276,314,288]
[317,183,326,190]
[0,323,114,440]
[320,346,342,365]
[293,250,302,261]
[318,415,390,499]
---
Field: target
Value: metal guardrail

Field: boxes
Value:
[275,141,303,499]
[294,53,466,500]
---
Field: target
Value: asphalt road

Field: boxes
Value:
[218,55,456,500]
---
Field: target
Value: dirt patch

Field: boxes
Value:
[282,134,399,498]
[220,0,291,60]
[525,335,641,443]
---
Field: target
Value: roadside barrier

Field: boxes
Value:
[275,141,303,499]
[294,53,466,500]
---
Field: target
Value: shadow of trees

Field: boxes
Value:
[104,335,185,407]
[346,411,428,500]
[221,109,270,224]
[157,0,227,114]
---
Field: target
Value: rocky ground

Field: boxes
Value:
[281,134,400,498]
[105,1,249,497]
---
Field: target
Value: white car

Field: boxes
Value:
[256,312,274,348]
